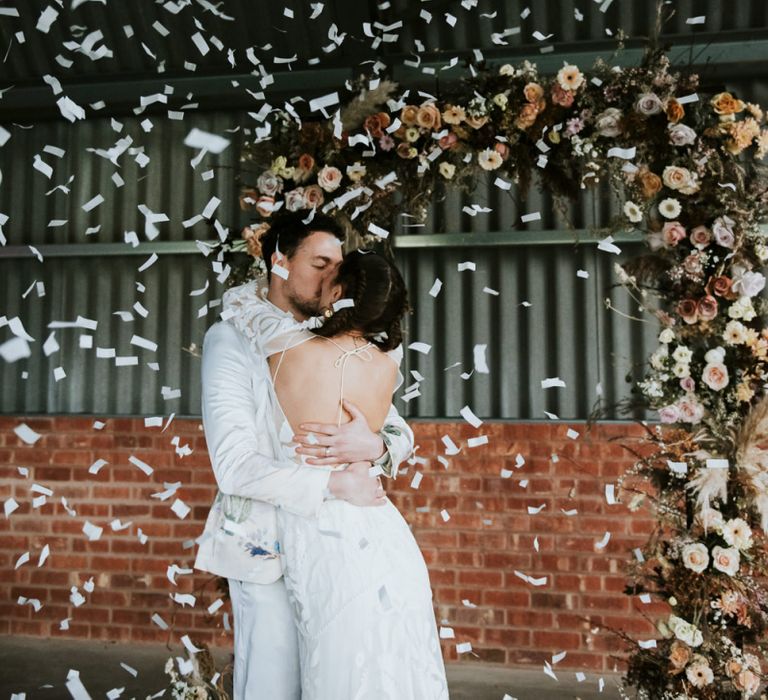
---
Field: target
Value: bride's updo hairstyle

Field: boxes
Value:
[313,250,409,352]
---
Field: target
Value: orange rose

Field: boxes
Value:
[711,92,745,116]
[514,103,539,130]
[416,103,441,130]
[298,153,315,172]
[400,105,419,126]
[669,641,691,674]
[363,112,391,138]
[666,99,685,124]
[637,170,662,199]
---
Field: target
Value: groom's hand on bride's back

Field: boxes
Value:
[293,400,385,466]
[328,462,387,507]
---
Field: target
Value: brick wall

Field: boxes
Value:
[0,416,661,672]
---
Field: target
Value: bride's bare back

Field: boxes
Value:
[268,334,398,433]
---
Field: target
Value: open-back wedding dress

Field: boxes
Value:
[267,329,449,700]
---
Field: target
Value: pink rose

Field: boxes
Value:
[662,221,687,246]
[677,298,699,325]
[317,165,342,193]
[702,362,729,391]
[659,405,681,423]
[284,188,306,212]
[551,83,574,108]
[439,132,458,150]
[712,216,735,248]
[303,184,325,209]
[677,397,704,424]
[711,545,739,575]
[689,225,711,250]
[680,376,696,392]
[256,196,276,217]
[697,295,718,322]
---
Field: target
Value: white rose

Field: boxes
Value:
[668,123,697,146]
[712,545,740,576]
[722,518,753,550]
[283,187,306,212]
[499,64,515,76]
[681,542,709,573]
[635,92,664,116]
[596,107,623,137]
[733,270,766,298]
[672,345,693,363]
[659,328,675,344]
[673,362,691,378]
[699,507,724,533]
[702,362,729,391]
[668,615,703,647]
[704,346,726,363]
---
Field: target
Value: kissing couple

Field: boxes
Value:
[195,210,449,699]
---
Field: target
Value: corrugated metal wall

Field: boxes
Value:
[1,67,766,420]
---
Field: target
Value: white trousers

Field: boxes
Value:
[228,577,300,700]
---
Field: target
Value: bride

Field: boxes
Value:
[264,250,448,699]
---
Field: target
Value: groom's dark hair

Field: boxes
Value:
[260,210,345,281]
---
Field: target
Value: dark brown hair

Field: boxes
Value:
[259,210,345,281]
[313,250,409,352]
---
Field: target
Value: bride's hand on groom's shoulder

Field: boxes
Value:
[328,462,387,507]
[293,400,385,466]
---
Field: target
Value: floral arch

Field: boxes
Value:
[224,42,768,699]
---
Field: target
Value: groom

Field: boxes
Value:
[194,210,414,700]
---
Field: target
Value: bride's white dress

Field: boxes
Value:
[270,336,449,700]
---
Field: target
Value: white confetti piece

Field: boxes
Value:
[473,344,489,374]
[577,269,589,279]
[493,177,512,190]
[14,551,30,569]
[14,423,42,444]
[367,222,389,239]
[128,456,154,476]
[676,93,699,105]
[440,509,450,522]
[171,498,191,519]
[82,521,103,541]
[638,593,652,604]
[456,642,472,654]
[130,335,158,352]
[541,377,565,389]
[4,497,19,518]
[457,261,476,272]
[439,626,455,639]
[120,662,138,677]
[172,593,196,607]
[668,460,688,474]
[410,472,423,489]
[181,634,202,654]
[595,531,611,549]
[706,458,728,469]
[521,211,541,223]
[408,342,431,354]
[607,146,636,159]
[151,613,169,630]
[638,639,657,649]
[552,651,567,664]
[467,435,488,448]
[207,599,224,615]
[527,504,546,515]
[53,366,66,381]
[428,278,442,297]
[566,428,580,440]
[0,336,31,362]
[686,16,705,25]
[605,484,617,504]
[88,459,108,475]
[441,435,460,455]
[82,194,104,212]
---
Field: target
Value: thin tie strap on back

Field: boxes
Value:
[330,340,374,426]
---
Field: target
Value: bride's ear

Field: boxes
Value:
[329,282,343,303]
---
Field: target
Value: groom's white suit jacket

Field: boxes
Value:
[194,279,415,584]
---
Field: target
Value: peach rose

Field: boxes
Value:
[697,295,718,322]
[681,543,709,573]
[400,105,419,126]
[515,103,539,130]
[711,91,745,116]
[725,659,744,678]
[465,114,489,129]
[416,102,441,130]
[241,222,269,258]
[524,82,544,104]
[669,641,691,673]
[317,165,342,192]
[702,363,729,391]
